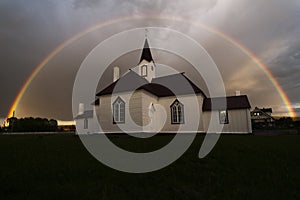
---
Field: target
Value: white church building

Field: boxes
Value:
[75,39,252,134]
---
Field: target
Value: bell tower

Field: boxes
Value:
[137,32,155,82]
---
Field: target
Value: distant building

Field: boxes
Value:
[74,109,97,134]
[251,107,275,128]
[58,125,76,132]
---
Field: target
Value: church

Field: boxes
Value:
[75,38,252,134]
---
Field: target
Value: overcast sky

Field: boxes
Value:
[0,0,300,122]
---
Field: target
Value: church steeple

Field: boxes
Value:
[130,32,156,82]
[139,38,153,63]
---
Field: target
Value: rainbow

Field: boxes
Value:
[200,25,296,118]
[7,15,296,119]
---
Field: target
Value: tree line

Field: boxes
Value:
[4,117,58,132]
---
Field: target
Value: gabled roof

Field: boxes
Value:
[139,39,153,62]
[74,110,93,120]
[252,107,272,114]
[202,95,251,111]
[91,98,100,106]
[251,107,275,120]
[96,70,148,96]
[96,71,206,98]
[138,83,174,97]
[151,73,207,97]
[261,108,272,113]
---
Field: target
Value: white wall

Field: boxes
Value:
[131,60,155,82]
[96,90,205,133]
[157,95,204,133]
[203,109,252,134]
[75,111,99,135]
[96,90,251,134]
[97,91,144,133]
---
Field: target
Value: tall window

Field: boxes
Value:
[171,100,184,124]
[141,65,147,77]
[219,110,229,124]
[113,97,125,124]
[84,118,88,129]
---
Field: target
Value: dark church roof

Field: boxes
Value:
[151,73,207,97]
[202,95,251,111]
[96,71,206,97]
[139,39,153,62]
[96,70,148,96]
[74,110,93,120]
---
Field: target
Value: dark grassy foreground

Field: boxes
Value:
[0,134,300,200]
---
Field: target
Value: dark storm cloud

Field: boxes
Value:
[0,0,113,118]
[0,0,65,117]
[1,0,300,119]
[270,42,300,69]
[72,0,102,9]
[266,40,300,92]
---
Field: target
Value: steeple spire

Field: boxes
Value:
[134,29,156,82]
[139,38,153,63]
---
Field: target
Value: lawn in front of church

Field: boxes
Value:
[0,133,299,199]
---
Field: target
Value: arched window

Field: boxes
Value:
[170,99,184,124]
[113,97,125,124]
[141,65,147,77]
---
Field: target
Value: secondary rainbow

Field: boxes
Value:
[7,15,296,119]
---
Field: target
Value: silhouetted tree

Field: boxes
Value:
[7,117,58,132]
[49,119,58,131]
[276,117,294,129]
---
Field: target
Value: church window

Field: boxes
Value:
[84,118,88,129]
[113,97,125,124]
[171,100,184,124]
[219,110,229,124]
[141,65,147,77]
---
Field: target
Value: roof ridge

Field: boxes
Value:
[96,70,148,96]
[207,95,248,99]
[180,73,207,98]
[203,95,251,111]
[253,107,274,120]
[152,72,184,80]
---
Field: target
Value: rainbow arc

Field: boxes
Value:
[7,15,296,119]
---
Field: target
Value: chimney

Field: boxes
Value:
[235,91,241,96]
[113,66,120,82]
[78,103,84,115]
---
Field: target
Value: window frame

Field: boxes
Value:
[141,65,147,77]
[170,99,185,124]
[113,97,125,124]
[219,110,229,124]
[84,118,88,129]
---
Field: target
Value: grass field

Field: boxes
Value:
[0,134,300,200]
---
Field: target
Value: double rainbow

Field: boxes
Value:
[7,15,296,119]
